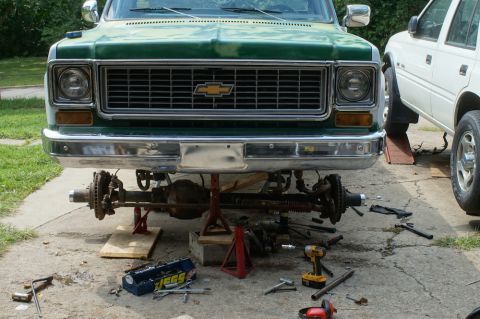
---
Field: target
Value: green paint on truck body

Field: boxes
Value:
[56,19,372,61]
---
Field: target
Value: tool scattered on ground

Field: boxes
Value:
[157,288,211,294]
[302,246,328,289]
[109,286,122,297]
[154,283,211,302]
[299,299,337,319]
[153,279,193,300]
[12,277,53,304]
[284,221,337,234]
[311,269,355,300]
[184,276,192,303]
[154,280,190,299]
[370,205,413,219]
[31,276,54,318]
[311,218,324,224]
[346,295,368,306]
[318,235,344,250]
[11,293,32,302]
[264,278,295,295]
[321,264,334,278]
[350,207,365,217]
[124,262,153,273]
[395,223,433,240]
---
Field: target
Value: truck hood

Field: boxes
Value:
[55,19,372,61]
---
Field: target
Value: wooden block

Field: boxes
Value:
[198,234,234,245]
[430,161,451,178]
[99,225,161,259]
[384,134,415,165]
[221,173,268,193]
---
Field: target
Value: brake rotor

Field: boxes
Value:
[326,174,346,224]
[90,170,112,220]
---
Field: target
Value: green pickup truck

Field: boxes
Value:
[43,0,385,224]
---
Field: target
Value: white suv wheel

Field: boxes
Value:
[451,111,480,215]
[456,131,476,192]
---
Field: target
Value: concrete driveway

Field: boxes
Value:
[0,86,44,99]
[1,121,479,319]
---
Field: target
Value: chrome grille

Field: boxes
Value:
[101,65,329,115]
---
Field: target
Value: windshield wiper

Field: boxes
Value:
[221,7,285,21]
[130,7,200,19]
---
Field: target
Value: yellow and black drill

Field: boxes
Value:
[302,245,327,289]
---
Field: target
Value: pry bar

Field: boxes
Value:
[395,223,433,240]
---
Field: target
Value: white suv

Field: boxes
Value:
[384,0,480,215]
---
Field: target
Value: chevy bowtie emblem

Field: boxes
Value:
[194,82,234,97]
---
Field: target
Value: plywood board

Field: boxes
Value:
[99,225,161,259]
[430,161,451,178]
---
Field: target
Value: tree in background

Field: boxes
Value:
[0,0,428,58]
[334,0,429,51]
[0,0,105,58]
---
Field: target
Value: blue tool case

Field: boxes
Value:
[122,257,197,296]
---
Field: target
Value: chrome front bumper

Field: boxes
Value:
[42,129,385,173]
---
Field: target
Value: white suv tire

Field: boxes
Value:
[451,111,480,215]
[384,67,410,136]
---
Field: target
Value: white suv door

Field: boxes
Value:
[396,0,452,116]
[432,0,480,132]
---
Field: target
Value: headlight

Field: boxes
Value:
[59,69,89,99]
[51,65,93,104]
[336,67,374,104]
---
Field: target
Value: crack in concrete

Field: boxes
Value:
[402,180,424,211]
[365,176,450,188]
[392,261,443,305]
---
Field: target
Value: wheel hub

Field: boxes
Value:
[456,131,476,192]
[383,77,390,127]
[462,153,476,170]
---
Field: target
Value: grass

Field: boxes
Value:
[0,98,46,139]
[0,144,62,216]
[437,234,480,250]
[0,98,60,255]
[418,126,443,132]
[0,57,46,87]
[0,225,36,254]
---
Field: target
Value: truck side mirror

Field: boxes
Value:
[343,5,371,28]
[408,16,418,35]
[82,0,99,24]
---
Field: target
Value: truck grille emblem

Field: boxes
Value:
[194,82,234,97]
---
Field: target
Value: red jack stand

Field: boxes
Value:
[132,207,152,235]
[201,174,232,236]
[221,224,253,279]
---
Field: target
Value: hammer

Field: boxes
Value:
[264,278,295,295]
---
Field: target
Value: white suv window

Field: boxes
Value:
[446,0,480,49]
[416,0,452,41]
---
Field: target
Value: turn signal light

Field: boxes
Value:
[56,111,93,125]
[335,112,372,127]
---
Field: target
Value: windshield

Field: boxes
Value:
[105,0,335,22]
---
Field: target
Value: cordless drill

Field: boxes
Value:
[302,245,327,289]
